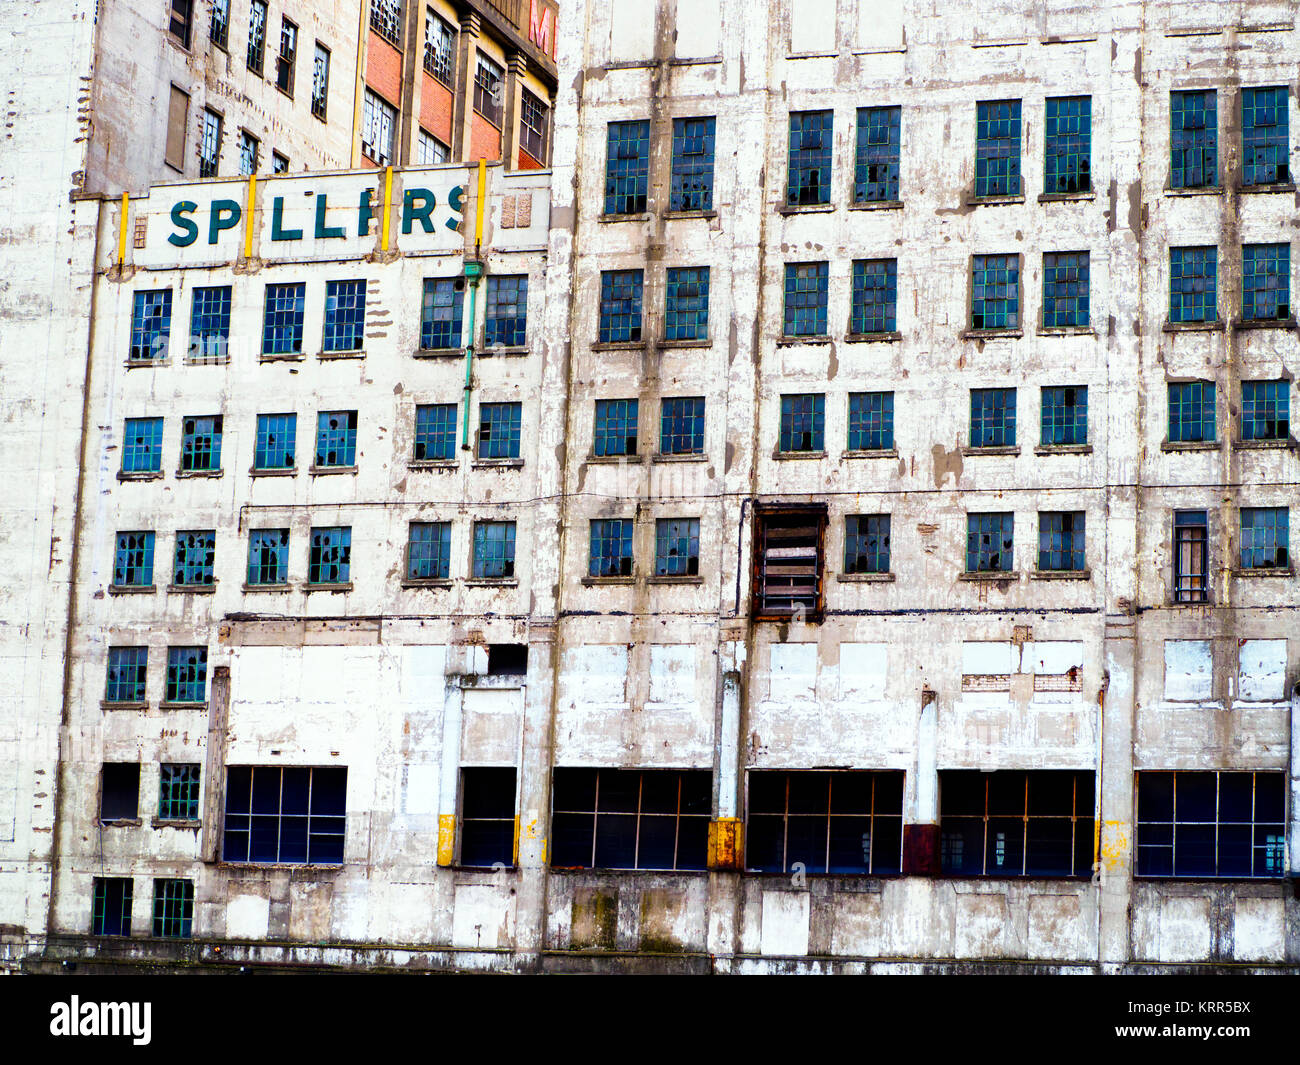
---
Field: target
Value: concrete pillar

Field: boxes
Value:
[902,691,939,874]
[451,11,481,160]
[201,665,231,863]
[501,52,526,171]
[512,622,557,965]
[436,677,464,865]
[398,0,423,165]
[1289,683,1299,878]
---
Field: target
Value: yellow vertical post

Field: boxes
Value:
[243,174,257,260]
[116,192,129,267]
[381,165,394,251]
[474,158,486,249]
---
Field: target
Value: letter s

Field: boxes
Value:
[168,201,199,247]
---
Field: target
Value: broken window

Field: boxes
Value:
[473,53,504,127]
[106,647,148,704]
[420,277,464,349]
[655,518,700,576]
[848,392,893,451]
[262,282,305,354]
[1240,507,1288,570]
[1170,246,1217,323]
[1242,244,1290,321]
[247,528,290,586]
[189,286,231,360]
[166,646,208,703]
[487,644,528,676]
[485,275,528,347]
[181,415,223,472]
[238,129,259,175]
[172,529,215,587]
[975,100,1021,197]
[1168,380,1215,443]
[1241,380,1289,441]
[168,0,193,48]
[747,770,903,874]
[113,531,156,589]
[779,394,825,453]
[660,397,705,455]
[158,764,201,821]
[370,0,403,45]
[247,0,268,75]
[478,402,522,460]
[967,512,1014,573]
[550,768,711,871]
[122,417,163,474]
[272,151,289,174]
[417,128,450,165]
[787,110,833,206]
[1173,510,1209,602]
[254,413,296,470]
[308,526,351,585]
[1042,251,1089,328]
[849,259,897,335]
[753,505,826,620]
[783,262,828,337]
[92,878,132,937]
[1044,96,1091,193]
[199,108,222,177]
[414,403,456,461]
[209,0,230,49]
[520,89,550,163]
[323,280,366,352]
[971,254,1019,330]
[970,388,1016,448]
[130,289,172,361]
[854,106,900,203]
[670,116,715,211]
[845,514,890,574]
[1040,386,1087,446]
[101,763,140,822]
[424,11,455,86]
[460,767,517,867]
[152,879,194,938]
[472,521,516,579]
[665,266,709,341]
[407,521,452,580]
[604,120,650,214]
[1241,86,1289,186]
[276,17,297,96]
[598,269,643,343]
[1171,89,1217,189]
[940,770,1094,877]
[593,399,637,457]
[589,519,634,577]
[222,766,347,865]
[1137,771,1285,878]
[361,89,397,167]
[1038,511,1086,572]
[312,43,330,120]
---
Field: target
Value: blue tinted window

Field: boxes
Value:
[158,766,200,822]
[589,519,634,577]
[181,415,222,472]
[598,270,643,343]
[655,518,700,577]
[131,290,172,361]
[845,515,890,574]
[122,418,163,473]
[972,255,1019,329]
[848,392,894,451]
[247,529,289,585]
[850,259,896,334]
[975,101,1021,197]
[414,403,457,460]
[485,275,528,347]
[254,413,296,470]
[315,411,357,467]
[605,120,650,214]
[787,111,833,206]
[1240,508,1288,570]
[1043,252,1089,328]
[472,521,515,578]
[1241,380,1289,441]
[1038,512,1086,571]
[1041,386,1088,446]
[262,283,305,354]
[1242,244,1290,321]
[189,286,232,359]
[166,646,207,703]
[1168,381,1215,443]
[779,394,825,453]
[113,531,155,587]
[478,403,521,459]
[1170,247,1217,323]
[594,399,638,457]
[309,526,351,584]
[421,278,464,349]
[854,106,901,202]
[323,279,366,352]
[670,117,716,211]
[106,647,148,703]
[1044,97,1091,194]
[783,262,828,336]
[1242,87,1289,187]
[172,530,215,587]
[970,389,1016,447]
[660,397,705,455]
[1171,90,1217,189]
[967,513,1014,572]
[665,267,709,341]
[407,522,452,580]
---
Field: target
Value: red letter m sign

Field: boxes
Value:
[529,0,555,57]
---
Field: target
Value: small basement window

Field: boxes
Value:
[101,763,141,822]
[753,505,826,621]
[487,644,528,676]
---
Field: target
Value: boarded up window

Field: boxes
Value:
[854,0,904,51]
[753,506,826,620]
[839,642,887,699]
[677,0,720,57]
[961,641,1014,691]
[1024,641,1084,692]
[1164,639,1212,701]
[165,85,190,172]
[648,645,695,705]
[769,642,817,701]
[609,3,655,61]
[792,0,836,53]
[1238,639,1287,702]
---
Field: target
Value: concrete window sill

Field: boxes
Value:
[1167,599,1213,608]
[1234,438,1290,450]
[959,570,1020,582]
[465,578,518,587]
[843,448,899,459]
[414,347,464,359]
[1163,185,1223,197]
[772,450,827,461]
[647,574,704,585]
[777,202,834,215]
[250,466,297,477]
[117,470,164,482]
[1031,568,1091,580]
[1037,326,1096,336]
[153,819,201,829]
[319,349,366,360]
[584,453,639,465]
[100,701,148,711]
[1160,440,1219,452]
[598,212,651,224]
[960,445,1020,457]
[176,468,223,479]
[401,579,453,589]
[1232,567,1295,579]
[776,334,831,345]
[99,818,143,828]
[1162,320,1224,333]
[837,571,895,582]
[304,582,353,593]
[480,346,530,357]
[658,337,712,349]
[591,340,646,352]
[581,575,636,586]
[242,582,292,593]
[108,585,156,595]
[1037,192,1096,203]
[159,702,208,711]
[848,200,903,212]
[309,465,359,476]
[1238,182,1297,195]
[653,452,708,463]
[663,209,718,220]
[167,583,216,595]
[967,194,1026,206]
[1034,444,1092,455]
[409,459,461,470]
[844,331,901,344]
[125,359,169,369]
[472,459,525,469]
[1233,318,1297,332]
[259,352,306,362]
[962,329,1023,340]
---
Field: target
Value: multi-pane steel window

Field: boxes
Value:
[311,43,330,120]
[247,529,289,585]
[975,100,1021,197]
[669,116,716,211]
[1137,771,1285,878]
[417,129,450,165]
[369,0,402,44]
[1241,87,1290,187]
[967,512,1014,572]
[1170,90,1217,188]
[106,647,148,703]
[200,108,222,177]
[971,255,1019,329]
[414,403,457,461]
[223,766,347,865]
[1242,244,1290,321]
[1044,96,1091,193]
[122,417,163,473]
[654,518,700,577]
[181,415,222,471]
[1038,511,1086,571]
[152,879,193,938]
[247,0,267,74]
[1241,380,1289,441]
[849,259,897,334]
[130,290,172,361]
[361,89,397,166]
[473,54,504,126]
[416,403,462,460]
[478,402,522,460]
[254,413,296,470]
[238,130,258,175]
[113,532,155,588]
[1168,381,1215,443]
[420,277,464,349]
[484,275,528,347]
[940,770,1095,877]
[550,769,711,871]
[747,771,904,875]
[169,0,193,47]
[1042,251,1089,328]
[779,394,825,453]
[598,269,643,343]
[589,519,634,577]
[166,646,208,703]
[92,878,132,937]
[854,106,901,203]
[520,89,549,162]
[1240,507,1289,570]
[262,282,305,354]
[158,764,201,821]
[472,521,516,579]
[604,121,650,214]
[323,279,366,352]
[273,152,289,173]
[783,262,829,337]
[593,399,637,457]
[1040,386,1088,446]
[407,522,452,580]
[314,410,357,468]
[424,12,455,85]
[275,17,297,96]
[173,530,215,587]
[1173,510,1208,603]
[970,388,1016,448]
[664,267,709,341]
[460,768,517,867]
[844,514,891,574]
[787,110,833,206]
[189,286,231,359]
[847,392,894,451]
[660,397,705,456]
[309,526,351,584]
[1169,246,1217,323]
[210,0,230,49]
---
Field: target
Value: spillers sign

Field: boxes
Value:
[133,170,467,268]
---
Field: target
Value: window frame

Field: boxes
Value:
[669,116,716,212]
[974,100,1022,198]
[1040,385,1088,447]
[786,110,833,207]
[970,254,1020,331]
[472,520,517,579]
[308,525,352,585]
[222,765,348,866]
[1172,510,1209,603]
[1043,96,1092,195]
[1041,251,1090,329]
[654,517,701,577]
[247,0,268,75]
[966,512,1015,574]
[172,528,216,588]
[473,52,505,128]
[152,879,194,939]
[854,106,901,204]
[407,521,453,581]
[311,42,330,121]
[844,514,891,575]
[969,388,1017,449]
[247,528,291,586]
[1239,507,1289,571]
[1037,511,1086,572]
[1240,380,1289,441]
[588,518,635,578]
[603,120,650,216]
[752,504,827,622]
[254,412,297,471]
[1170,89,1218,190]
[849,259,897,335]
[1169,246,1218,324]
[659,397,706,456]
[597,269,644,344]
[1241,86,1290,187]
[165,646,208,704]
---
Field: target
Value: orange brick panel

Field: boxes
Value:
[470,115,502,163]
[366,36,403,105]
[420,75,454,146]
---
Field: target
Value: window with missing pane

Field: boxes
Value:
[173,529,215,587]
[970,388,1016,448]
[670,116,715,211]
[1242,244,1290,321]
[247,529,289,585]
[255,413,296,470]
[370,0,402,45]
[485,275,528,347]
[106,647,148,703]
[1241,381,1289,441]
[844,515,890,575]
[275,18,297,96]
[589,519,634,577]
[113,532,155,588]
[473,54,504,127]
[847,392,893,451]
[1242,87,1289,186]
[598,270,643,343]
[315,411,357,468]
[247,0,267,74]
[181,415,222,472]
[210,0,230,49]
[131,290,172,361]
[222,766,347,865]
[407,522,452,580]
[312,43,330,120]
[850,259,896,334]
[604,121,650,215]
[655,518,700,577]
[424,11,455,85]
[1041,386,1087,446]
[92,878,132,937]
[1168,381,1215,443]
[783,262,828,337]
[1240,507,1288,570]
[263,283,305,354]
[414,404,457,461]
[665,267,709,341]
[660,397,705,455]
[472,521,516,579]
[478,403,521,460]
[361,89,397,166]
[521,89,549,162]
[594,399,637,457]
[417,129,450,165]
[1171,90,1217,189]
[166,646,207,703]
[975,100,1021,197]
[460,768,517,867]
[122,418,163,473]
[787,110,832,206]
[854,106,900,203]
[200,108,222,177]
[1044,96,1091,194]
[1170,247,1217,323]
[152,879,193,938]
[1042,252,1089,328]
[967,512,1013,572]
[159,764,201,821]
[1038,511,1086,571]
[1173,510,1208,603]
[323,280,366,352]
[421,278,464,349]
[971,255,1019,330]
[237,130,258,176]
[309,526,351,584]
[169,0,193,48]
[189,286,231,359]
[779,394,825,453]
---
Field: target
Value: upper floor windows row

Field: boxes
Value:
[1172,87,1291,190]
[605,117,717,215]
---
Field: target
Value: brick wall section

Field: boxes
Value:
[421,75,455,146]
[366,36,403,106]
[518,148,544,169]
[470,114,502,162]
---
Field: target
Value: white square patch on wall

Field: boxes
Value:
[1164,640,1212,701]
[1237,640,1287,703]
